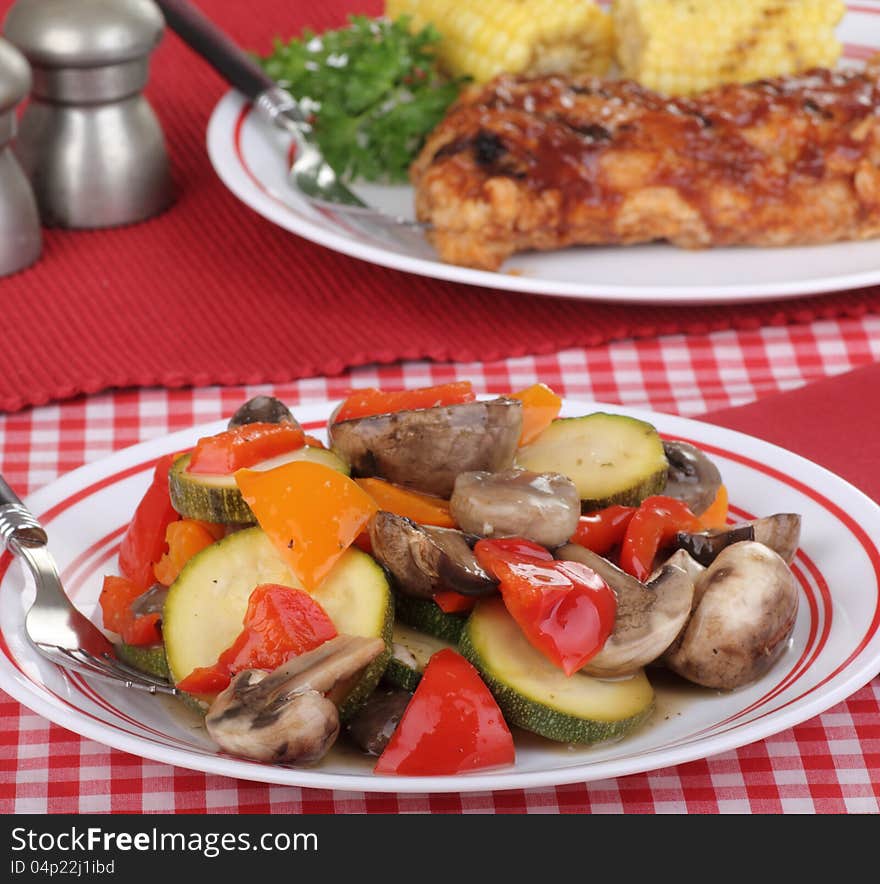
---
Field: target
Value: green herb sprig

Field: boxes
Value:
[261,16,465,183]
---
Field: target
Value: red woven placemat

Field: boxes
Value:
[2,0,880,413]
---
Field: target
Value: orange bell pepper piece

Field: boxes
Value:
[190,520,226,541]
[153,519,219,586]
[236,461,379,592]
[510,383,562,446]
[354,478,455,528]
[699,484,729,530]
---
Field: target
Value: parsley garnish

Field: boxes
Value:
[261,15,465,183]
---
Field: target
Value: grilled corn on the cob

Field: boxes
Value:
[613,0,846,96]
[384,0,614,83]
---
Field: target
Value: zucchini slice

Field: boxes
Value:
[393,593,468,643]
[162,527,392,720]
[515,413,668,510]
[460,599,654,744]
[385,623,453,692]
[115,642,170,681]
[169,446,350,524]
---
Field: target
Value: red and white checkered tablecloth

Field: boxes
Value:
[2,316,879,814]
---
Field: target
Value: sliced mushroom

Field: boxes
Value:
[369,511,498,599]
[662,440,723,516]
[451,469,580,548]
[556,544,696,678]
[129,582,169,617]
[345,687,412,756]
[328,397,523,498]
[663,541,799,691]
[205,634,385,763]
[676,513,801,566]
[228,395,299,430]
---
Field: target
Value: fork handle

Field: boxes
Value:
[0,475,23,509]
[156,0,275,101]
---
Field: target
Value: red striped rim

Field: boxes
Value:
[846,4,880,16]
[232,109,360,237]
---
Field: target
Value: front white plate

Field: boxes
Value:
[2,399,879,793]
[206,4,880,305]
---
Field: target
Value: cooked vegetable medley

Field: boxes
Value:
[100,383,803,775]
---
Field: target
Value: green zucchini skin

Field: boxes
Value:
[115,642,208,715]
[338,590,393,722]
[168,447,350,524]
[116,641,170,681]
[384,658,422,693]
[393,593,468,643]
[384,623,453,692]
[515,413,668,511]
[459,600,655,745]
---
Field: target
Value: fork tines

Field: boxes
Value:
[40,645,178,695]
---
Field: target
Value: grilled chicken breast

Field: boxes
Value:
[410,65,880,270]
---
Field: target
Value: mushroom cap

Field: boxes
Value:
[329,397,523,498]
[663,541,799,691]
[369,511,497,599]
[556,544,696,678]
[662,440,723,516]
[227,395,298,430]
[451,469,580,548]
[204,635,386,764]
[206,674,340,764]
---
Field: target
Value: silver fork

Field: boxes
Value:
[0,476,177,695]
[156,0,426,235]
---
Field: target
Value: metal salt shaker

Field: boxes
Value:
[0,37,40,275]
[4,0,173,228]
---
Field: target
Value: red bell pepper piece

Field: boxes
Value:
[474,537,554,563]
[619,495,702,582]
[121,613,162,647]
[176,583,338,694]
[99,575,145,634]
[475,538,616,676]
[570,505,637,556]
[433,590,476,614]
[374,648,514,775]
[99,575,163,647]
[187,423,305,475]
[333,382,475,423]
[118,454,180,591]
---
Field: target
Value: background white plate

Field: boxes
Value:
[206,3,880,305]
[1,399,879,794]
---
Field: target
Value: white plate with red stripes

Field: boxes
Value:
[206,2,880,305]
[1,399,879,793]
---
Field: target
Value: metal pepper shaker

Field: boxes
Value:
[4,0,173,229]
[0,37,40,276]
